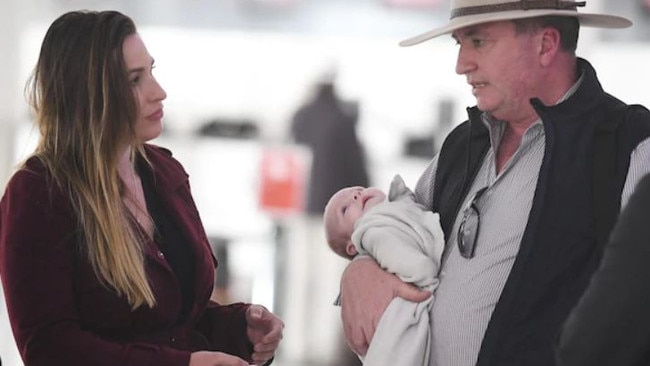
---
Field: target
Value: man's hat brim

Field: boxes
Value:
[399,9,632,47]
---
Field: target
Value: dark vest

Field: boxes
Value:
[432,59,650,366]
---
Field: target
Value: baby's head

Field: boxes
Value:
[324,186,386,260]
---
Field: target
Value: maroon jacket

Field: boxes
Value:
[0,144,253,366]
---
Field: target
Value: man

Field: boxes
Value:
[340,1,650,366]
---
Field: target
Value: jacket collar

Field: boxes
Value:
[141,144,188,193]
[529,57,606,119]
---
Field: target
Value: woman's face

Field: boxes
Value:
[122,33,167,143]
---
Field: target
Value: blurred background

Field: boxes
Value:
[1,0,650,365]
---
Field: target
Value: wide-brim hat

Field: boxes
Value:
[400,0,632,47]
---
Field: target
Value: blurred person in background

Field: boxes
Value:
[556,172,650,366]
[339,1,650,366]
[0,10,283,366]
[291,68,369,216]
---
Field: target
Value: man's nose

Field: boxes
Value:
[455,47,475,76]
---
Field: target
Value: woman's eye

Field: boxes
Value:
[130,76,140,85]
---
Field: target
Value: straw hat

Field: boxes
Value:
[400,0,632,47]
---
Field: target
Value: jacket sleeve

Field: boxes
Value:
[556,173,650,366]
[0,169,190,366]
[194,301,254,361]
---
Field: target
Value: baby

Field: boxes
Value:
[324,174,444,366]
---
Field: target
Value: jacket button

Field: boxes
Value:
[170,337,176,343]
[157,251,165,259]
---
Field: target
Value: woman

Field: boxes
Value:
[0,10,282,366]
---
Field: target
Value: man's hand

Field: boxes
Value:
[246,304,284,365]
[340,257,432,356]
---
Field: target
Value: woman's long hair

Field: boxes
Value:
[28,10,155,309]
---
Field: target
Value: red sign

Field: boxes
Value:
[258,147,308,217]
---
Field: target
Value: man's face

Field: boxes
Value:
[452,20,542,122]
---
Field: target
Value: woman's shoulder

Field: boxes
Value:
[2,156,67,209]
[6,156,50,189]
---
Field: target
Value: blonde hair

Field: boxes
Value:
[28,10,155,309]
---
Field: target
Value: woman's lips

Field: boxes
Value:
[146,109,163,121]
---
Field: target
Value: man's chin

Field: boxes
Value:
[475,102,495,114]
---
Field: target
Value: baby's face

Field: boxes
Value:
[325,186,387,239]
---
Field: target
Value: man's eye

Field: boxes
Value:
[472,38,484,47]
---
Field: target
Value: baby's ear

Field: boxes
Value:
[345,240,358,257]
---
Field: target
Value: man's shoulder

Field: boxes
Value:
[623,104,650,122]
[606,103,650,144]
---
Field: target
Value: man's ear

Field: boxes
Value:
[539,27,561,66]
[346,240,358,257]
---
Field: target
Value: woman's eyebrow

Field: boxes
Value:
[128,59,155,74]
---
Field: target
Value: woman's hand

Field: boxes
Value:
[189,351,248,366]
[245,304,284,365]
[341,257,431,356]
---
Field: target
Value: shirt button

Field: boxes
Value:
[170,337,176,343]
